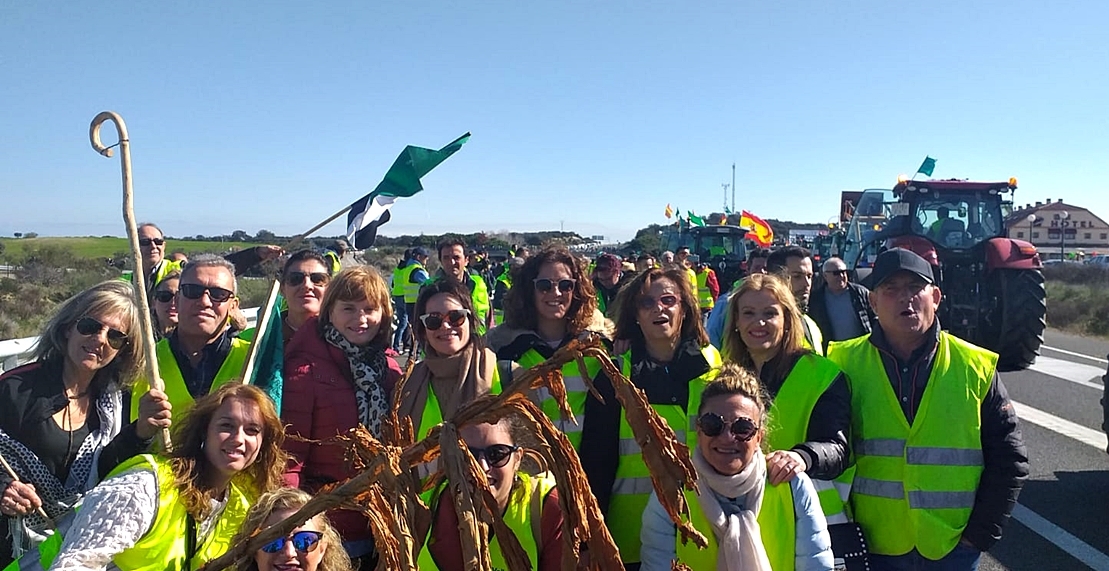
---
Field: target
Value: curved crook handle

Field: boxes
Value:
[89,111,129,158]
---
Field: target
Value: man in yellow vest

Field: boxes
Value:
[827,248,1028,570]
[767,245,825,355]
[690,256,719,318]
[127,223,284,295]
[425,238,492,335]
[591,253,627,317]
[391,248,414,353]
[130,255,251,419]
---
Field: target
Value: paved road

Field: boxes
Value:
[978,329,1109,570]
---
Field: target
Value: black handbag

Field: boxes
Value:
[828,522,871,571]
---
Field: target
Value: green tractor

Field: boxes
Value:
[662,224,751,292]
[842,178,1046,372]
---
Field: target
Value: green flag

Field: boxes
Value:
[916,156,936,177]
[687,211,706,227]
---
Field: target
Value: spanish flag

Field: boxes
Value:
[740,210,774,247]
[664,204,674,219]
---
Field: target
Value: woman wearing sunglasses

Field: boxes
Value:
[151,269,181,340]
[720,274,852,526]
[0,281,171,567]
[24,383,288,570]
[279,250,334,343]
[640,364,834,571]
[487,247,613,453]
[232,487,352,571]
[395,280,501,441]
[585,267,723,567]
[282,266,401,567]
[419,415,564,571]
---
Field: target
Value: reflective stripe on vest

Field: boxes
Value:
[827,332,996,559]
[607,345,722,564]
[801,314,824,356]
[675,479,796,571]
[402,262,425,303]
[520,348,603,451]
[130,337,251,421]
[417,472,554,570]
[763,353,851,524]
[695,270,714,310]
[22,454,254,571]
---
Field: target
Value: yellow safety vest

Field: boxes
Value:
[416,366,503,440]
[130,337,251,421]
[391,265,408,297]
[764,353,852,524]
[695,269,715,310]
[607,345,722,564]
[492,273,511,326]
[17,454,254,571]
[402,262,426,304]
[675,478,796,571]
[123,259,183,290]
[801,314,825,356]
[518,347,604,451]
[827,332,995,559]
[417,472,556,570]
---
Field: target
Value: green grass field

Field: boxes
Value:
[0,237,266,260]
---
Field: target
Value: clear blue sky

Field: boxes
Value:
[3,1,1107,243]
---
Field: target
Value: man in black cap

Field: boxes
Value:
[827,248,1027,569]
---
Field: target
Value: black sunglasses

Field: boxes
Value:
[153,289,177,303]
[419,309,470,331]
[284,271,330,288]
[468,444,519,468]
[179,283,235,304]
[260,530,324,554]
[75,317,128,350]
[533,278,576,294]
[636,294,680,311]
[138,238,166,247]
[697,413,760,441]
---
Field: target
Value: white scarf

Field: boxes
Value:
[692,447,773,571]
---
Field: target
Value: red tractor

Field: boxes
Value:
[842,178,1046,371]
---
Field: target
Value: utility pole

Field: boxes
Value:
[732,162,736,213]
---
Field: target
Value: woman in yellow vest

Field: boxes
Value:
[394,280,502,441]
[486,247,614,454]
[151,269,181,340]
[232,487,353,571]
[719,274,852,524]
[640,364,833,571]
[594,267,722,566]
[420,415,564,570]
[41,383,289,570]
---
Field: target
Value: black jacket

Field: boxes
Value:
[759,352,851,480]
[808,281,875,350]
[867,320,1029,552]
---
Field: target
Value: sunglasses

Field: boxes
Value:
[75,317,128,350]
[468,444,520,468]
[419,309,470,331]
[636,294,680,311]
[533,278,576,294]
[179,283,235,304]
[260,530,324,554]
[153,289,177,303]
[138,238,166,247]
[284,271,330,287]
[697,413,760,441]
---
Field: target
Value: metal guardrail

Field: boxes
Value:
[0,307,259,373]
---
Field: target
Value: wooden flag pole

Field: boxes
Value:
[90,112,171,449]
[284,205,353,252]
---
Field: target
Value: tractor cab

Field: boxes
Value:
[662,224,751,290]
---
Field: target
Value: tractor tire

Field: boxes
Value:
[989,269,1046,372]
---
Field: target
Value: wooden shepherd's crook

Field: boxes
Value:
[89,111,171,448]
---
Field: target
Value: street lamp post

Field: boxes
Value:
[1026,214,1036,244]
[1060,210,1069,261]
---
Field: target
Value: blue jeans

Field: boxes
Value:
[870,543,982,571]
[391,295,409,350]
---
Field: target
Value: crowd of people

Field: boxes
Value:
[0,228,1029,571]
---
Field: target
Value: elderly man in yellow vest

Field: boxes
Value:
[131,255,251,420]
[827,248,1028,570]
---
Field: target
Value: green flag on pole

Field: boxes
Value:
[916,156,937,177]
[687,211,706,227]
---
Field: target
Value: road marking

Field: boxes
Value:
[1012,503,1109,571]
[1012,400,1107,451]
[1029,356,1105,391]
[1041,345,1108,365]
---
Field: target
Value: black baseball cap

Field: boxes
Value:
[867,248,935,288]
